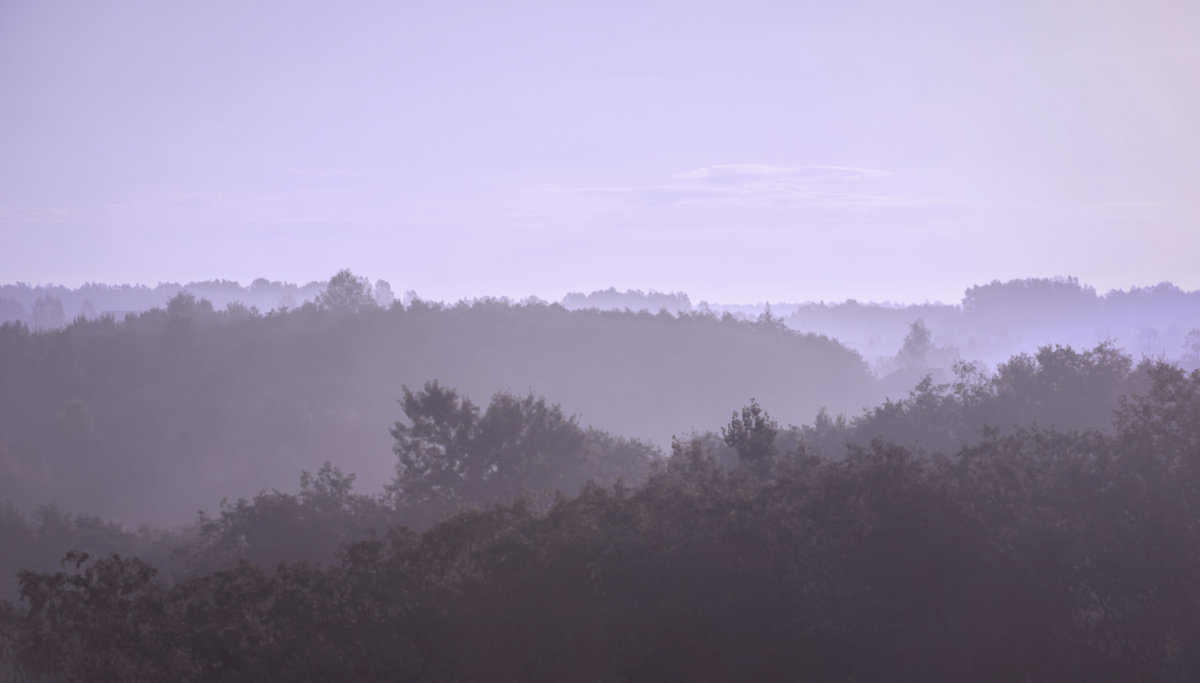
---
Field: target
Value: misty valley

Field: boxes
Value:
[0,272,1198,680]
[7,0,1197,676]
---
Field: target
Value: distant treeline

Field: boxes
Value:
[4,271,1200,680]
[563,278,1200,370]
[0,272,873,524]
[783,277,1200,368]
[1,352,1198,681]
[6,275,1199,376]
[561,287,694,314]
[0,278,333,329]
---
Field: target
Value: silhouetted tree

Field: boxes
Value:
[1182,329,1200,371]
[722,399,778,474]
[897,318,934,370]
[387,381,480,514]
[387,382,591,519]
[373,279,396,308]
[30,295,64,331]
[317,269,376,312]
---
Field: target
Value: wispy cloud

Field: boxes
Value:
[0,207,76,224]
[674,164,891,183]
[285,167,360,180]
[534,163,933,210]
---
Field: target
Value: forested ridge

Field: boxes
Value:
[8,275,1200,373]
[3,274,1200,680]
[0,277,872,524]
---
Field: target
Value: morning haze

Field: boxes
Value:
[2,1,1200,681]
[2,0,1198,301]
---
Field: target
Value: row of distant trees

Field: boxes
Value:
[7,274,1199,367]
[0,271,400,329]
[785,277,1200,367]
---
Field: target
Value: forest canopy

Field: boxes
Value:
[1,353,1198,680]
[2,272,1200,681]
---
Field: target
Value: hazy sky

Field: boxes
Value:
[2,0,1197,303]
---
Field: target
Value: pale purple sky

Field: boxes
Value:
[2,0,1197,303]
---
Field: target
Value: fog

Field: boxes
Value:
[4,1,1199,300]
[2,272,1198,527]
[4,0,1200,678]
[0,272,878,524]
[4,272,1200,679]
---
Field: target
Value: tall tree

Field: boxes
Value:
[388,381,479,512]
[316,269,376,313]
[388,382,589,513]
[722,399,778,474]
[897,319,934,370]
[30,295,64,331]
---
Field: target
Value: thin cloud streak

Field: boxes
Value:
[674,164,893,182]
[533,163,938,210]
[284,167,361,180]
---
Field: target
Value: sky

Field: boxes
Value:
[1,0,1198,304]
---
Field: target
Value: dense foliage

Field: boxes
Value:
[3,275,1197,679]
[2,353,1199,680]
